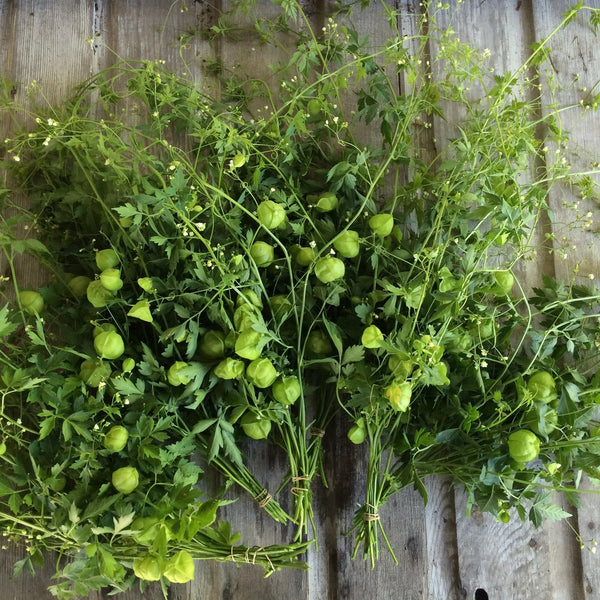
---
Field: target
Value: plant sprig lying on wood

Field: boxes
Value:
[1,0,600,592]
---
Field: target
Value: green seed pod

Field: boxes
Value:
[19,290,44,315]
[87,280,114,308]
[246,358,278,388]
[526,402,558,437]
[131,517,172,546]
[236,289,263,309]
[527,371,557,404]
[103,426,129,452]
[270,295,293,323]
[214,358,245,380]
[167,362,192,386]
[235,329,264,361]
[388,355,413,379]
[249,241,275,267]
[469,317,494,340]
[385,381,412,412]
[96,248,119,271]
[307,98,322,117]
[368,213,394,237]
[231,153,246,169]
[361,325,384,349]
[163,550,195,584]
[199,330,227,359]
[94,331,125,360]
[293,245,316,267]
[314,256,345,283]
[68,275,92,298]
[137,277,154,292]
[80,359,111,387]
[272,375,301,405]
[240,412,272,440]
[257,200,286,229]
[492,270,514,296]
[99,268,124,291]
[233,304,256,332]
[122,357,136,373]
[315,192,338,212]
[133,554,163,581]
[307,330,332,355]
[93,323,117,338]
[347,418,367,444]
[333,230,360,258]
[508,429,540,464]
[112,466,139,494]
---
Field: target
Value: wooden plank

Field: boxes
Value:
[430,2,575,598]
[0,2,99,599]
[324,3,431,598]
[394,4,462,598]
[193,2,318,598]
[532,3,600,599]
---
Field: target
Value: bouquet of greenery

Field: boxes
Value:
[1,0,600,594]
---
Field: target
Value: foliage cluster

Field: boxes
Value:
[1,0,600,595]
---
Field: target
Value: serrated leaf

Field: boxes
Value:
[342,345,365,365]
[529,493,571,527]
[0,305,18,339]
[112,512,135,534]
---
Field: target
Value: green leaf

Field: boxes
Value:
[127,299,153,322]
[342,345,365,365]
[112,512,136,534]
[322,315,343,356]
[0,304,18,338]
[529,493,571,527]
[192,418,217,434]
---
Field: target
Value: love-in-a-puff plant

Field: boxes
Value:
[1,0,600,591]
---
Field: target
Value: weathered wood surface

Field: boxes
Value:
[0,1,599,599]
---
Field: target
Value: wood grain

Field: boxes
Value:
[0,1,598,599]
[532,3,600,600]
